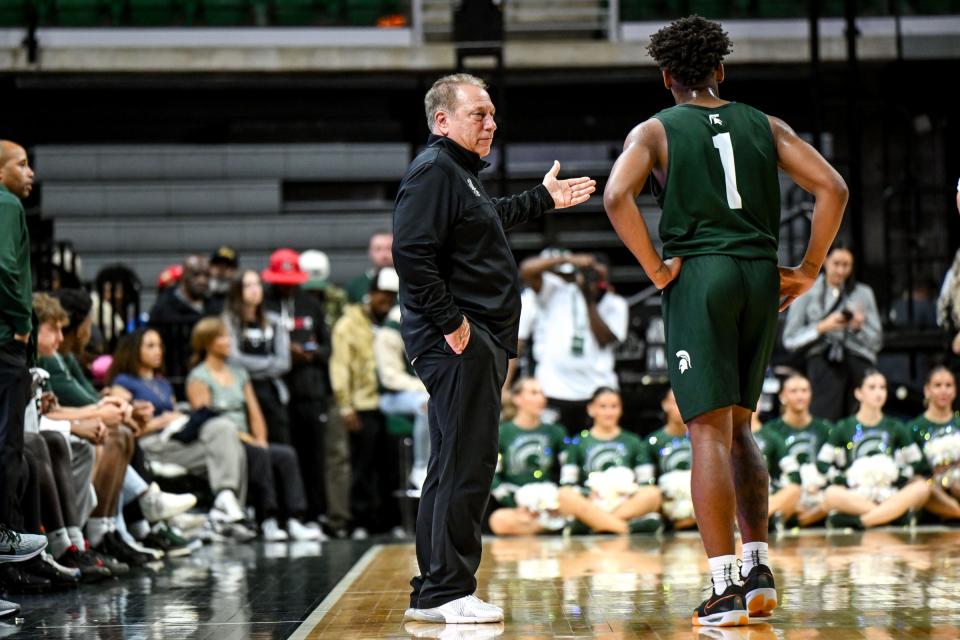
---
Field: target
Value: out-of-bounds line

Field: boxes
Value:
[287,544,384,640]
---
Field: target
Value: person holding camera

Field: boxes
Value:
[520,251,629,435]
[783,245,882,421]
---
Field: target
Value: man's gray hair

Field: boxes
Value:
[424,73,488,132]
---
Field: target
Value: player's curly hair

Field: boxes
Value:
[646,15,732,88]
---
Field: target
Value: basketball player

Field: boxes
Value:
[603,16,847,626]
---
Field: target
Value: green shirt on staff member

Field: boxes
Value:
[0,183,33,348]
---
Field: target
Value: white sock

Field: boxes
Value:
[67,526,85,549]
[129,519,150,541]
[46,528,72,559]
[85,517,113,547]
[741,542,769,578]
[708,554,742,595]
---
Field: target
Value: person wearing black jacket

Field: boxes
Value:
[395,74,595,624]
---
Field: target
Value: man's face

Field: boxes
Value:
[435,84,497,158]
[182,257,209,300]
[368,290,397,319]
[0,144,35,199]
[37,321,63,357]
[369,234,394,268]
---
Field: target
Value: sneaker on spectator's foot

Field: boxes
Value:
[410,466,427,491]
[0,525,47,563]
[742,564,778,618]
[350,527,369,541]
[692,582,749,627]
[57,545,112,583]
[124,537,165,561]
[144,524,195,558]
[84,543,130,576]
[139,483,197,523]
[21,553,79,589]
[628,513,664,535]
[0,599,18,619]
[212,490,246,523]
[95,532,154,567]
[287,518,321,541]
[303,522,330,541]
[261,518,288,542]
[404,595,504,624]
[0,563,52,594]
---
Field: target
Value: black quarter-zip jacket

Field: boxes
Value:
[392,135,554,361]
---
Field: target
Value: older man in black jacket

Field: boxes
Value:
[394,74,595,624]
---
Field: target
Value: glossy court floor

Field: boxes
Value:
[2,528,959,639]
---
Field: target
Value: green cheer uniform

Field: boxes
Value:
[765,416,833,484]
[907,413,960,475]
[559,429,655,488]
[646,427,692,477]
[819,415,923,487]
[490,420,567,508]
[653,102,781,422]
[752,425,789,491]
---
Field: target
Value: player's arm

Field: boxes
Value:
[603,119,682,290]
[770,116,849,310]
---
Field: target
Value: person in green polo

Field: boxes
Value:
[603,16,847,625]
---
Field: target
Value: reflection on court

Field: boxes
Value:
[299,528,960,639]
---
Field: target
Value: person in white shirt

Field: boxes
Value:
[520,251,629,435]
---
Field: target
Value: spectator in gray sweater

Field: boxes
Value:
[783,245,883,420]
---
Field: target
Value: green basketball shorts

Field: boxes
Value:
[662,255,779,423]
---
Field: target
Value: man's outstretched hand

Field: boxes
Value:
[543,161,596,209]
[778,264,819,311]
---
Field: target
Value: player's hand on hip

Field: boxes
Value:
[778,265,818,311]
[653,257,683,290]
[543,161,596,209]
[445,316,471,355]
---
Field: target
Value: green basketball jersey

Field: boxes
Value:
[646,427,692,478]
[765,416,832,484]
[491,420,567,507]
[559,429,654,487]
[652,102,781,261]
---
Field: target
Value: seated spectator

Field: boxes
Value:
[34,294,194,568]
[374,306,429,490]
[107,328,250,530]
[521,251,629,435]
[206,246,239,315]
[820,370,930,529]
[186,317,319,541]
[487,378,567,536]
[558,388,662,535]
[224,267,293,445]
[646,389,695,531]
[346,230,393,304]
[782,245,883,421]
[330,268,402,538]
[750,409,801,530]
[907,366,960,522]
[765,373,831,527]
[149,255,212,382]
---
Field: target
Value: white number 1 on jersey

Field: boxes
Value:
[711,132,743,210]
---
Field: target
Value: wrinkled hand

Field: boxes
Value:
[652,257,683,290]
[778,264,819,312]
[444,316,471,355]
[542,161,596,209]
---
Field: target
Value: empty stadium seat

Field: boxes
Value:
[201,0,252,25]
[127,0,188,25]
[272,0,335,25]
[55,0,120,25]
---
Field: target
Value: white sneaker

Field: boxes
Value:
[286,518,321,541]
[261,518,288,542]
[350,527,369,540]
[404,595,504,623]
[410,466,428,491]
[212,490,246,523]
[139,483,197,523]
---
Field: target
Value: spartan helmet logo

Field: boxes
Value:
[676,350,692,374]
